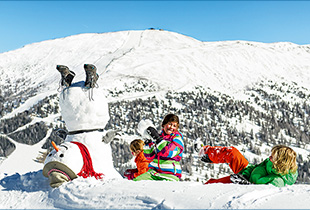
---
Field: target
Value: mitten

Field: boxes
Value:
[124,172,135,180]
[230,174,251,185]
[146,127,163,144]
[144,139,153,145]
[201,154,212,163]
[124,168,138,174]
[124,169,138,180]
[198,147,212,163]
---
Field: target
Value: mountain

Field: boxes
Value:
[1,29,310,209]
[1,30,310,101]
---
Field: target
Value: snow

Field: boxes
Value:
[1,30,310,107]
[59,82,110,131]
[1,173,310,209]
[0,130,50,176]
[1,30,310,209]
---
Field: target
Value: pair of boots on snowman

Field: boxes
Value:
[56,64,99,89]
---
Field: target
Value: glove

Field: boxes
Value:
[146,126,163,144]
[124,169,138,180]
[230,174,251,185]
[124,168,138,174]
[124,173,135,180]
[198,147,212,163]
[144,139,153,145]
[201,154,212,163]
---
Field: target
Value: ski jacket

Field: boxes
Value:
[143,130,184,180]
[240,158,298,187]
[134,151,150,178]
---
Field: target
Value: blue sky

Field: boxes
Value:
[1,1,310,53]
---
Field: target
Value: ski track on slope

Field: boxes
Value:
[96,30,144,76]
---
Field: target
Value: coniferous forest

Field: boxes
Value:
[1,80,310,184]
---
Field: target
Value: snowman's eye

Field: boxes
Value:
[48,153,52,157]
[60,154,64,158]
[60,145,68,150]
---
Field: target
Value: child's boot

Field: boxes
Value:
[56,65,75,87]
[84,64,99,89]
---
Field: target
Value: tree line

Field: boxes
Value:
[1,79,309,183]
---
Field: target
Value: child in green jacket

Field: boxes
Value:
[199,145,298,187]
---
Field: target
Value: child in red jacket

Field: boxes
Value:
[124,139,150,180]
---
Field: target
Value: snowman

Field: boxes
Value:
[43,65,121,187]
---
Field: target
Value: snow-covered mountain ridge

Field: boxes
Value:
[1,29,310,209]
[1,30,310,101]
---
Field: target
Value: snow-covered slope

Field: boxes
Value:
[1,30,310,209]
[1,30,310,102]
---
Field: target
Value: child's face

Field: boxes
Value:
[131,150,141,157]
[269,155,274,163]
[163,121,178,135]
[269,152,276,163]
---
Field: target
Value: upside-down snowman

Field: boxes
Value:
[43,64,122,188]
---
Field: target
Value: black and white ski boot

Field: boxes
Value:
[84,64,99,89]
[56,65,76,87]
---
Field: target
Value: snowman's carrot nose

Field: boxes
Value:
[51,141,59,152]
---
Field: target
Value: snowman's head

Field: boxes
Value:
[59,81,110,131]
[43,141,83,187]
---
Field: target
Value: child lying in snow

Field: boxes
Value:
[198,145,298,187]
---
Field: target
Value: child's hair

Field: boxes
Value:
[161,113,179,128]
[271,145,298,175]
[130,139,145,153]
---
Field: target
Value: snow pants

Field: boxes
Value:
[202,146,249,184]
[133,169,179,181]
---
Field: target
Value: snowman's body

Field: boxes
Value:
[43,82,121,187]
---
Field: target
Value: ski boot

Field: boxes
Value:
[56,65,75,87]
[84,64,99,89]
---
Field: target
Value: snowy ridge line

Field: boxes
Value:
[1,30,310,100]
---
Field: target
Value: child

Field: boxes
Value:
[124,139,150,180]
[134,114,184,181]
[199,145,298,187]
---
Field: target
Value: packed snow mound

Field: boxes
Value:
[59,81,110,131]
[1,171,310,209]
